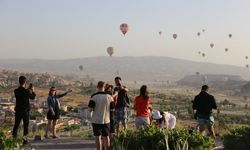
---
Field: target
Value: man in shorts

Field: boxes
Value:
[113,77,129,133]
[88,81,114,150]
[193,85,217,139]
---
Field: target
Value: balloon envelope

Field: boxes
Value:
[246,56,248,60]
[107,47,114,57]
[225,48,228,52]
[202,29,205,32]
[202,53,206,57]
[159,31,162,35]
[210,43,214,48]
[79,65,83,71]
[197,32,200,36]
[173,33,177,39]
[228,34,232,38]
[120,23,128,35]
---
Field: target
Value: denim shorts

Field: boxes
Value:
[114,107,127,125]
[197,116,215,126]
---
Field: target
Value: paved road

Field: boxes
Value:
[30,137,96,150]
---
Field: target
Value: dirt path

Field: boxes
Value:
[30,137,96,150]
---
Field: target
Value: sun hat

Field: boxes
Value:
[152,110,162,120]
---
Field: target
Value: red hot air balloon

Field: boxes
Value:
[173,33,177,39]
[120,23,128,36]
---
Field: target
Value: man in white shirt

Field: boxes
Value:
[88,81,115,150]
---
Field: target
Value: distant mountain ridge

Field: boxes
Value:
[0,56,250,81]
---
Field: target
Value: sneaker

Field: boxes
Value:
[44,135,50,139]
[52,135,59,139]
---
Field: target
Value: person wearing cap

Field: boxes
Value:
[192,85,217,139]
[113,77,129,133]
[134,85,151,129]
[151,110,176,129]
[45,87,72,139]
[88,81,115,150]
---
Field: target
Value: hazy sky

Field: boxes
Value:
[0,0,250,66]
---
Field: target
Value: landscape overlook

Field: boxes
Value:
[1,0,250,150]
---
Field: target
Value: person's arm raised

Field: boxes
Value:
[55,89,72,98]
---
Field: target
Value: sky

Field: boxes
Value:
[0,0,250,66]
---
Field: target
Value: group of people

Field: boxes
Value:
[12,75,217,149]
[12,76,72,144]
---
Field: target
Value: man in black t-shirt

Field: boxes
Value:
[193,85,217,139]
[12,76,36,145]
[113,77,129,133]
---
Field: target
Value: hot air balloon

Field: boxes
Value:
[196,72,200,76]
[225,48,228,52]
[246,64,249,68]
[245,56,248,60]
[79,65,83,71]
[120,23,128,36]
[202,29,205,32]
[228,34,232,38]
[202,53,206,57]
[173,33,177,39]
[197,32,201,36]
[210,43,214,48]
[198,51,201,55]
[159,31,162,36]
[107,47,114,57]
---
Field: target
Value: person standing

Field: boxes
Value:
[12,76,36,145]
[113,77,129,133]
[192,85,217,139]
[45,87,72,138]
[104,84,115,135]
[88,81,114,150]
[134,85,151,129]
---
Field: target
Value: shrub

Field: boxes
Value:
[0,130,22,150]
[110,125,213,150]
[223,125,250,150]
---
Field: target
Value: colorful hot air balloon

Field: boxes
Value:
[79,65,83,71]
[225,48,228,52]
[107,47,114,57]
[245,56,248,60]
[210,43,214,48]
[197,32,201,36]
[173,33,177,39]
[228,34,232,38]
[120,23,128,36]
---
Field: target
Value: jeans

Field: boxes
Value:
[12,111,30,138]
